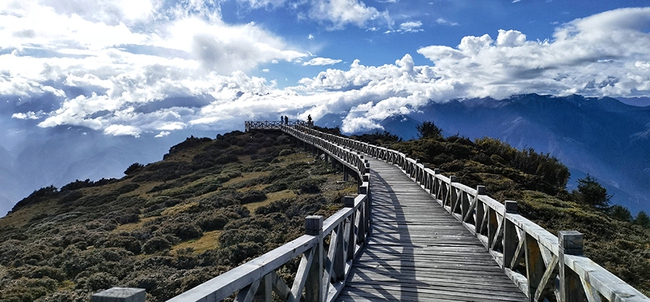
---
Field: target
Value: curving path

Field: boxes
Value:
[336,157,527,301]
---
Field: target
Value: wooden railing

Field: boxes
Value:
[292,125,650,302]
[94,123,649,302]
[244,120,309,131]
[162,124,371,302]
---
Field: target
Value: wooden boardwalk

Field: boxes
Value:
[336,158,527,302]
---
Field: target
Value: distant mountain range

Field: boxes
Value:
[322,94,650,214]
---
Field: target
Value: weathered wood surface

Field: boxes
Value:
[336,158,527,302]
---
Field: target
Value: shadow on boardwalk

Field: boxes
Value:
[336,158,527,302]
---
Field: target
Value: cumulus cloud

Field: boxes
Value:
[11,111,43,120]
[436,18,458,26]
[309,0,389,30]
[418,8,650,98]
[238,0,288,9]
[298,8,650,132]
[303,57,343,66]
[155,131,171,138]
[4,6,650,137]
[104,124,142,137]
[385,21,423,34]
[1,0,310,135]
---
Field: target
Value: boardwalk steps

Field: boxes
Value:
[94,122,650,302]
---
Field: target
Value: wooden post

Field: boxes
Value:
[525,233,545,301]
[474,186,486,234]
[503,201,518,269]
[559,231,586,302]
[342,196,354,208]
[91,288,145,302]
[330,222,346,283]
[357,199,367,244]
[487,208,498,247]
[305,216,324,302]
[344,197,357,260]
[449,175,457,209]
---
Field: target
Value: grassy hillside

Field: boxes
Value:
[0,130,356,301]
[1,127,648,301]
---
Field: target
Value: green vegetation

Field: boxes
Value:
[1,122,648,300]
[416,121,443,139]
[0,130,356,301]
[573,174,612,210]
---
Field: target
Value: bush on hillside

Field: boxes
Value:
[417,121,443,139]
[573,175,611,210]
[124,163,145,176]
[142,237,172,254]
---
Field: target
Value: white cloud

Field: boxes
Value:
[3,6,650,137]
[386,21,423,34]
[0,0,310,136]
[155,131,171,138]
[39,0,156,24]
[436,18,458,26]
[238,0,288,9]
[308,34,315,40]
[417,7,650,99]
[295,8,650,132]
[11,111,43,120]
[309,0,389,30]
[104,124,142,137]
[303,57,343,66]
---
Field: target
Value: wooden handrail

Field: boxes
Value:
[162,123,372,302]
[291,124,649,302]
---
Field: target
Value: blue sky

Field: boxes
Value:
[1,0,649,135]
[1,0,650,216]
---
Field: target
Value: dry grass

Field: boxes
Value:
[163,141,212,163]
[0,200,59,228]
[78,181,123,197]
[237,184,267,193]
[122,181,161,198]
[222,171,271,188]
[245,190,297,213]
[171,230,222,255]
[57,280,75,291]
[278,152,314,167]
[113,216,158,233]
[161,201,199,216]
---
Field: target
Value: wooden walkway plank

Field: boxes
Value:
[335,158,527,301]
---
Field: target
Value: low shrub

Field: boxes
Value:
[197,213,229,231]
[142,237,172,254]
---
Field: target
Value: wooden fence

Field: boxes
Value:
[244,121,308,131]
[293,125,650,302]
